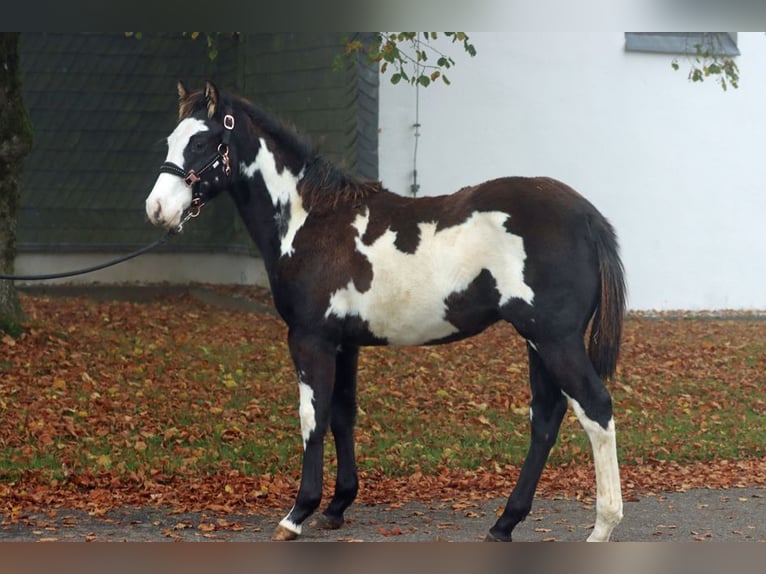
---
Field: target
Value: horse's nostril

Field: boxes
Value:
[152,205,163,223]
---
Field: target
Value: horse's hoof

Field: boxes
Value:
[272,524,299,541]
[484,531,511,542]
[310,513,344,531]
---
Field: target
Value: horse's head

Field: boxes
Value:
[145,80,235,229]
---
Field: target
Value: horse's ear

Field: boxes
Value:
[177,81,190,119]
[177,80,188,101]
[205,80,219,119]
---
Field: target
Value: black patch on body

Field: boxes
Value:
[359,188,481,256]
[443,268,503,335]
[274,201,291,239]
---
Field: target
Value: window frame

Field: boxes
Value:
[624,32,739,57]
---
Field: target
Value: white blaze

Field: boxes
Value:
[145,118,208,228]
[325,209,534,345]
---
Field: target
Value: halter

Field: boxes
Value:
[158,112,236,217]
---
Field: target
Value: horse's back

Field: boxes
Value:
[317,176,609,346]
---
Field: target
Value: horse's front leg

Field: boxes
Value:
[312,345,360,530]
[272,330,337,541]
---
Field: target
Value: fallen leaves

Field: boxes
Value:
[1,286,765,521]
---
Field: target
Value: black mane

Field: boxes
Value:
[180,88,381,212]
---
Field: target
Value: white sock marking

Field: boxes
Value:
[278,510,302,535]
[565,394,623,542]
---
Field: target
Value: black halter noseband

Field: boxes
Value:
[158,113,235,215]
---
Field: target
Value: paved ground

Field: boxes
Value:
[2,488,764,542]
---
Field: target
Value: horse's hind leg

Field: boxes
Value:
[488,342,568,541]
[537,337,623,542]
[312,345,360,530]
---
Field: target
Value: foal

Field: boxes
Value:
[145,81,626,541]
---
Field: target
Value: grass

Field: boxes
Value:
[1,293,765,487]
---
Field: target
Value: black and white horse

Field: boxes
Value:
[145,81,627,542]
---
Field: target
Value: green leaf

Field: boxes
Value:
[418,75,431,87]
[391,73,402,85]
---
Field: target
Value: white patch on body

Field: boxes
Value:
[240,138,306,257]
[564,393,623,542]
[145,118,208,228]
[278,510,302,535]
[298,380,316,450]
[325,209,534,345]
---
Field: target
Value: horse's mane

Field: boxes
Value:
[179,89,381,212]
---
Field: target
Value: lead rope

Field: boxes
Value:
[0,214,194,282]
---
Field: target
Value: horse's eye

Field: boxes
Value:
[192,140,206,152]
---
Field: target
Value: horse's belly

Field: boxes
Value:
[324,208,535,345]
[328,284,459,345]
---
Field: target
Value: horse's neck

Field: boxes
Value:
[232,140,309,283]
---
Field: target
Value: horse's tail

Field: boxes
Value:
[588,213,627,379]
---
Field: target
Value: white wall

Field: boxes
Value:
[379,32,766,311]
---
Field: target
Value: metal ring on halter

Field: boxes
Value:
[217,143,231,175]
[189,197,203,217]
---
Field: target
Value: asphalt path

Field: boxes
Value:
[2,488,764,542]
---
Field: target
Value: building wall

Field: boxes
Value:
[378,32,766,311]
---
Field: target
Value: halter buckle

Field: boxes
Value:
[184,170,200,187]
[223,114,235,130]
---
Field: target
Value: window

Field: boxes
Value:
[624,33,739,56]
